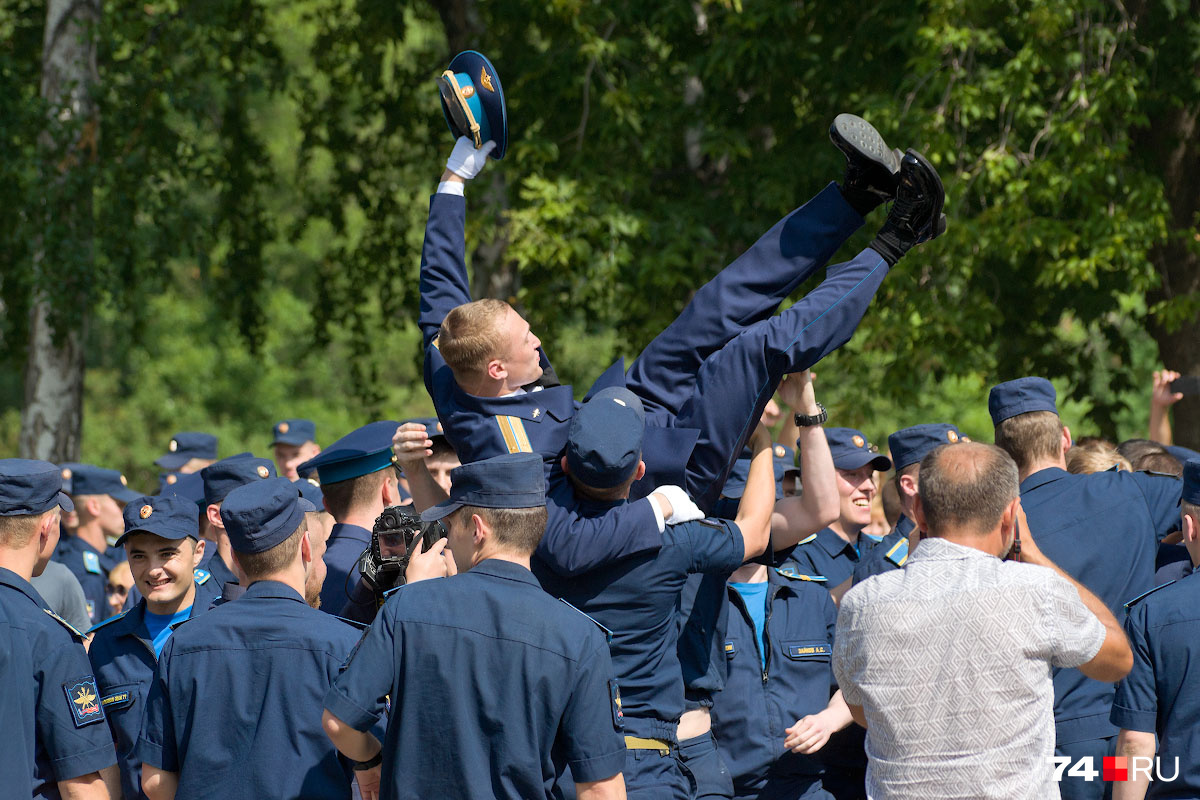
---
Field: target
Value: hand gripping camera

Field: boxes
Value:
[356,505,444,601]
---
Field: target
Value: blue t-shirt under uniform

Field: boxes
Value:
[731,581,768,668]
[143,606,191,657]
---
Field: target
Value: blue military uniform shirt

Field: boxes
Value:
[1019,467,1181,746]
[784,527,870,590]
[136,580,366,799]
[86,575,222,800]
[851,515,914,585]
[320,522,372,616]
[1111,569,1200,798]
[0,567,117,798]
[0,601,36,795]
[534,505,746,740]
[711,567,837,798]
[325,559,627,800]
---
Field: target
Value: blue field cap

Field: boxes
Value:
[157,471,206,506]
[115,494,200,546]
[68,464,140,504]
[298,421,399,485]
[888,424,964,471]
[722,443,795,499]
[988,377,1058,426]
[272,419,316,447]
[155,432,219,470]
[294,478,325,508]
[566,387,646,489]
[438,50,508,159]
[221,478,306,555]
[421,453,546,522]
[201,456,276,507]
[1183,459,1200,506]
[825,428,892,472]
[0,459,74,516]
[58,463,84,495]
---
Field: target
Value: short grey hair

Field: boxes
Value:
[919,442,1019,536]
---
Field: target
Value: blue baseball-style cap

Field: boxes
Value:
[293,478,324,508]
[438,50,509,159]
[566,387,646,489]
[272,419,316,447]
[201,456,276,507]
[421,453,546,522]
[0,459,74,516]
[115,494,200,546]
[155,432,219,470]
[1183,459,1200,506]
[988,377,1058,426]
[67,464,140,504]
[221,478,307,555]
[825,428,892,472]
[888,424,964,471]
[297,421,400,485]
[722,443,795,499]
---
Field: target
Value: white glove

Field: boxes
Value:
[446,137,496,180]
[654,485,705,526]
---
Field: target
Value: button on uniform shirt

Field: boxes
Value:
[833,538,1106,800]
[325,559,627,800]
[136,580,366,800]
[0,567,117,799]
[1111,568,1200,798]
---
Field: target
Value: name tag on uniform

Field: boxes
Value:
[101,690,135,711]
[785,641,832,660]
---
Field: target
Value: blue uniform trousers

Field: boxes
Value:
[679,731,734,799]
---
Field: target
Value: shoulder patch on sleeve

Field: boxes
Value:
[609,680,624,730]
[795,533,818,546]
[85,609,129,635]
[558,598,613,644]
[774,567,826,582]
[64,676,105,727]
[82,550,102,575]
[1125,581,1175,610]
[44,608,85,638]
[193,567,211,586]
[885,538,909,567]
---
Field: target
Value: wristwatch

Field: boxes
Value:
[794,402,828,427]
[353,752,384,771]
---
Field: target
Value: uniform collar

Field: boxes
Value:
[906,536,998,564]
[329,522,372,542]
[242,580,307,603]
[893,515,915,537]
[468,558,541,588]
[0,566,48,610]
[1019,466,1070,493]
[815,526,857,557]
[453,381,576,422]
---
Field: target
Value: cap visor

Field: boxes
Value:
[273,434,308,446]
[155,453,189,470]
[834,452,894,472]
[56,491,74,513]
[420,500,462,523]
[113,525,190,547]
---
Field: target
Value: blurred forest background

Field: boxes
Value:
[1,0,1197,490]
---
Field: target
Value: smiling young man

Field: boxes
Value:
[87,494,219,800]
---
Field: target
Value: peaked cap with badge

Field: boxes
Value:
[437,50,508,158]
[298,421,400,486]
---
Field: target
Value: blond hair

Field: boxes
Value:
[438,299,511,381]
[1066,442,1131,475]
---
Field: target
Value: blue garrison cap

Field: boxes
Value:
[438,50,508,159]
[421,453,546,522]
[293,478,324,508]
[155,432,218,470]
[67,464,140,503]
[157,471,206,506]
[722,443,795,500]
[115,494,200,546]
[566,387,646,489]
[1183,459,1200,506]
[201,456,276,506]
[0,459,74,516]
[221,478,306,555]
[272,419,316,446]
[988,377,1058,426]
[825,428,892,472]
[888,424,965,471]
[297,421,399,485]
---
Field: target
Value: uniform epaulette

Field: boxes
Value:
[332,615,370,631]
[1125,581,1175,610]
[193,567,212,586]
[85,609,129,635]
[44,608,86,638]
[796,533,818,546]
[774,567,826,582]
[559,598,613,643]
[884,538,909,567]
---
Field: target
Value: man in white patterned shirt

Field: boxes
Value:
[833,441,1132,800]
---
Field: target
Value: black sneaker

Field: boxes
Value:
[829,114,901,206]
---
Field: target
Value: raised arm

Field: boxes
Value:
[771,371,839,549]
[735,425,777,561]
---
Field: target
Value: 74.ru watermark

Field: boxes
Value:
[1050,756,1180,782]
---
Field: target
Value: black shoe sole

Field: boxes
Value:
[902,149,946,241]
[830,114,901,177]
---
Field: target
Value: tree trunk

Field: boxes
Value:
[19,0,100,462]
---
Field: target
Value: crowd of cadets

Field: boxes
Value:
[2,107,1198,800]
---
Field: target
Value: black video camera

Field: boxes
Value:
[357,505,445,600]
